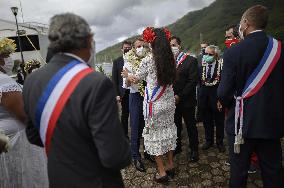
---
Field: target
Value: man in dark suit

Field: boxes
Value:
[196,42,208,123]
[23,13,131,188]
[171,36,199,162]
[218,5,284,188]
[112,41,131,138]
[198,45,225,153]
[197,43,208,67]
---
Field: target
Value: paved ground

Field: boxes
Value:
[121,122,284,188]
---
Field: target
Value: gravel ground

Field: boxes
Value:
[121,122,284,188]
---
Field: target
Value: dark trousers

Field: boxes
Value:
[174,104,199,151]
[196,85,203,122]
[228,134,284,188]
[129,93,144,160]
[201,107,225,145]
[121,91,129,138]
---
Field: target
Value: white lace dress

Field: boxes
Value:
[0,73,48,188]
[135,55,177,156]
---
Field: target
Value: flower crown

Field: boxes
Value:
[0,38,17,56]
[142,27,171,43]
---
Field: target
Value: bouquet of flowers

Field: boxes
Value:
[0,38,17,56]
[24,59,41,74]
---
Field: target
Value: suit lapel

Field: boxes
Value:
[211,61,219,80]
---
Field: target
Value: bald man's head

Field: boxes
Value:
[242,5,269,30]
[239,5,269,39]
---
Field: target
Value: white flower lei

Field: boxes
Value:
[124,49,150,96]
[201,60,223,86]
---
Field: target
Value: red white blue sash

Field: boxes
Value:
[145,85,167,123]
[234,36,282,149]
[176,52,188,68]
[35,60,93,153]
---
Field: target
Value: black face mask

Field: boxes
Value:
[123,48,131,54]
[200,48,205,56]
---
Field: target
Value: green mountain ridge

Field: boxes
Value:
[96,0,284,63]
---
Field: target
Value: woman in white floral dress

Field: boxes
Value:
[124,27,177,184]
[0,56,48,188]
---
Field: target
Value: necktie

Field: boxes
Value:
[207,64,212,80]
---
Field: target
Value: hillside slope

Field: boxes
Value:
[96,0,284,63]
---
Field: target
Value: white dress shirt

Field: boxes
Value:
[205,61,216,79]
[63,53,87,64]
[122,59,139,93]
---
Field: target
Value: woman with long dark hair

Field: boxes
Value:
[124,27,177,184]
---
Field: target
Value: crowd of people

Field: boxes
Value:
[0,4,283,188]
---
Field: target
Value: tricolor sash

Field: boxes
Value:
[176,52,188,68]
[145,85,167,124]
[35,60,93,153]
[234,36,282,153]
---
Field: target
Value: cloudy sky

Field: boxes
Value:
[0,0,214,51]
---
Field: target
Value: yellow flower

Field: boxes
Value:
[24,59,41,74]
[124,49,150,96]
[0,38,17,55]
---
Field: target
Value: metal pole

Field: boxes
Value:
[14,15,25,64]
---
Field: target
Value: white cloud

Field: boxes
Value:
[0,0,214,51]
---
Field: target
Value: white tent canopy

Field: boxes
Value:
[0,19,49,64]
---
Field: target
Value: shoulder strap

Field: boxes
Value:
[242,36,282,98]
[176,52,188,68]
[35,60,93,154]
[234,36,282,152]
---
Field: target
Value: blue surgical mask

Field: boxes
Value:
[202,55,215,63]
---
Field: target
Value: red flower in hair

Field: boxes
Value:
[143,27,156,43]
[163,27,171,41]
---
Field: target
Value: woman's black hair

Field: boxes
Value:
[151,28,176,86]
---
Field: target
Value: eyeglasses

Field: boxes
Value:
[204,53,215,56]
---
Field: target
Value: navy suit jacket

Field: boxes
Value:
[112,56,128,97]
[173,55,198,108]
[218,31,284,139]
[24,54,131,188]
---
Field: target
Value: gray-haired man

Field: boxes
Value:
[198,45,225,153]
[23,13,131,188]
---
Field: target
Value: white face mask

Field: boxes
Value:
[87,43,95,66]
[136,46,144,57]
[238,23,248,40]
[171,46,180,57]
[1,57,14,76]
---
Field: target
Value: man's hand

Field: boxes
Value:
[127,75,139,84]
[121,69,129,78]
[217,100,223,112]
[175,95,180,105]
[116,96,121,103]
[0,133,9,154]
